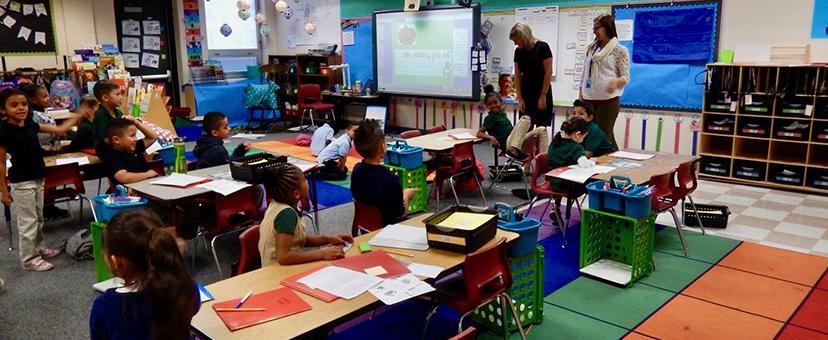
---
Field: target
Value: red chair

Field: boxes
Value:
[525,152,583,247]
[427,125,447,133]
[421,238,526,340]
[673,160,706,235]
[650,170,689,256]
[449,327,476,340]
[193,186,261,278]
[298,84,335,128]
[433,141,487,208]
[400,130,422,139]
[44,163,94,224]
[235,225,261,276]
[298,195,319,235]
[351,199,385,236]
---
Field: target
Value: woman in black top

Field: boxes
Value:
[511,22,554,127]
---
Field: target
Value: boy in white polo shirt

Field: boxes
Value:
[316,122,357,180]
[310,123,334,156]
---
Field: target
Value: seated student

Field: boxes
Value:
[98,118,159,186]
[351,119,419,226]
[20,83,61,154]
[547,116,593,195]
[310,122,334,156]
[90,209,199,340]
[316,122,357,181]
[259,164,353,266]
[477,88,548,161]
[67,95,100,152]
[193,111,250,169]
[572,100,616,158]
[91,81,124,147]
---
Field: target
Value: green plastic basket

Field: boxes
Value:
[579,209,655,286]
[91,221,113,282]
[471,246,544,335]
[385,164,429,215]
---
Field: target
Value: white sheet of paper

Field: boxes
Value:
[448,132,476,140]
[151,173,209,188]
[121,19,140,36]
[34,3,46,16]
[144,140,163,155]
[143,36,161,50]
[141,53,160,68]
[123,53,140,68]
[135,129,145,141]
[554,165,616,184]
[369,276,435,305]
[342,31,355,45]
[22,4,32,15]
[615,19,634,41]
[5,159,10,168]
[55,157,90,166]
[231,133,266,140]
[3,15,17,28]
[407,263,444,279]
[17,26,31,41]
[143,20,161,34]
[369,224,429,251]
[121,37,140,52]
[297,266,382,300]
[197,179,251,196]
[610,151,655,160]
[288,158,317,172]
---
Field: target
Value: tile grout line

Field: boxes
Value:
[541,301,634,332]
[772,267,828,338]
[714,263,817,289]
[680,294,788,324]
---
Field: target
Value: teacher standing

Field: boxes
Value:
[511,22,554,127]
[580,14,630,150]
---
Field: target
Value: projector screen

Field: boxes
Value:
[373,5,481,100]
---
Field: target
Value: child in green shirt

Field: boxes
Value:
[476,89,513,151]
[91,81,124,147]
[572,100,617,158]
[547,116,592,194]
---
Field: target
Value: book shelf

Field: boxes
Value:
[700,64,828,194]
[268,54,343,95]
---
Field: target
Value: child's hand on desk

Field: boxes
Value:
[320,246,345,260]
[147,169,160,178]
[327,234,354,246]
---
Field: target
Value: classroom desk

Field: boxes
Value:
[43,152,101,167]
[545,149,698,185]
[404,128,482,152]
[47,110,75,121]
[190,213,519,340]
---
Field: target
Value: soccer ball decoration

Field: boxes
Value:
[238,10,251,20]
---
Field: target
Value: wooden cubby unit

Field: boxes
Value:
[809,144,828,168]
[734,138,769,160]
[770,141,808,164]
[700,134,734,157]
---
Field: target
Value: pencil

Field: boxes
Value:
[215,308,267,312]
[383,249,414,257]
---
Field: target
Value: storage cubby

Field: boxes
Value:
[807,167,828,189]
[703,114,735,134]
[700,134,734,157]
[773,118,811,141]
[740,66,777,115]
[769,163,805,186]
[737,116,771,138]
[734,138,769,160]
[814,97,828,119]
[705,66,739,113]
[700,156,731,177]
[776,67,818,117]
[770,141,808,164]
[813,121,828,144]
[809,145,828,167]
[733,159,767,181]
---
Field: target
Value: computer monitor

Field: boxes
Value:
[364,106,387,131]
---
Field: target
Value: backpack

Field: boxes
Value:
[64,229,94,261]
[49,79,80,111]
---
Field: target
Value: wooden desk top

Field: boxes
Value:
[405,128,481,152]
[545,149,697,185]
[190,214,519,339]
[47,109,75,120]
[43,152,101,167]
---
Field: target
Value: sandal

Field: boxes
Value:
[23,259,54,272]
[40,248,61,258]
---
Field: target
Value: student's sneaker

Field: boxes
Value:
[506,148,529,162]
[547,211,561,227]
[23,259,54,272]
[40,248,61,258]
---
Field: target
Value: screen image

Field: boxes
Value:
[374,6,480,99]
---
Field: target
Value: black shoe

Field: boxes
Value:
[547,211,560,227]
[44,205,69,220]
[507,149,529,162]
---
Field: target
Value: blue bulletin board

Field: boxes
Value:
[612,1,720,111]
[342,19,375,89]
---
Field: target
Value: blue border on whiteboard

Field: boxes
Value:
[612,1,721,111]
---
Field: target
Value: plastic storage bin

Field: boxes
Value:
[91,221,112,282]
[586,179,652,219]
[579,209,655,286]
[230,153,287,183]
[385,164,429,215]
[774,120,810,141]
[769,164,805,186]
[733,160,766,181]
[494,203,541,257]
[423,205,497,253]
[683,203,730,228]
[384,140,424,169]
[93,194,149,222]
[157,144,175,165]
[472,246,544,335]
[700,156,731,177]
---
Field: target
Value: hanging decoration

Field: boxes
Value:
[255,13,266,25]
[283,8,293,19]
[236,0,251,20]
[655,113,665,152]
[640,113,649,150]
[304,22,316,35]
[441,101,448,126]
[477,104,485,128]
[451,102,459,128]
[220,23,233,37]
[673,113,683,154]
[623,112,633,149]
[260,24,271,37]
[421,99,427,129]
[462,102,467,128]
[274,0,289,13]
[0,0,57,54]
[690,114,701,156]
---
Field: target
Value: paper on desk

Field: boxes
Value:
[436,212,493,231]
[369,224,429,251]
[551,165,615,184]
[198,283,214,302]
[368,274,435,305]
[55,156,90,166]
[145,140,163,155]
[197,179,251,196]
[231,133,266,140]
[136,129,145,141]
[407,263,443,279]
[209,170,234,180]
[296,266,382,300]
[610,151,654,160]
[288,158,317,172]
[448,132,476,140]
[151,173,211,188]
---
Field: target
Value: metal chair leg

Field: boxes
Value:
[669,208,689,256]
[448,177,460,206]
[304,214,319,235]
[525,196,539,215]
[688,196,706,235]
[421,305,440,340]
[210,234,225,279]
[503,293,527,340]
[457,310,474,334]
[553,198,567,247]
[472,171,488,206]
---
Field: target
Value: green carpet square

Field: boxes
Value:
[638,250,713,292]
[544,277,674,329]
[654,228,741,264]
[478,304,631,340]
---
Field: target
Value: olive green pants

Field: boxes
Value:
[591,100,620,150]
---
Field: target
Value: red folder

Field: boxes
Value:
[212,287,311,331]
[332,250,411,279]
[280,265,339,303]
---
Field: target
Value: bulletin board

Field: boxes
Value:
[342,18,374,88]
[612,1,721,111]
[0,0,57,55]
[114,1,172,77]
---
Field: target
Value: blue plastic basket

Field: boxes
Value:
[495,203,541,257]
[175,126,202,142]
[93,194,149,222]
[157,144,175,165]
[385,140,424,169]
[587,180,652,220]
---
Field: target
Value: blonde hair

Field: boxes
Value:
[510,22,534,46]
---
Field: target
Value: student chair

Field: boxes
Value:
[193,186,261,278]
[351,199,385,236]
[421,238,526,340]
[44,163,94,226]
[525,152,582,247]
[489,135,538,197]
[433,141,487,209]
[400,130,422,139]
[650,170,689,256]
[673,160,706,235]
[449,327,477,340]
[298,84,335,129]
[235,225,261,276]
[298,196,319,235]
[427,125,447,134]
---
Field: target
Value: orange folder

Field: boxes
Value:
[332,250,411,279]
[280,265,339,303]
[212,287,311,331]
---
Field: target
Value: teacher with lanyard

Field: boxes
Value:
[511,22,554,127]
[580,14,630,150]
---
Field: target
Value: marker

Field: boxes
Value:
[235,290,253,309]
[383,249,414,258]
[216,308,266,312]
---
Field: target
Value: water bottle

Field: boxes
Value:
[173,138,187,174]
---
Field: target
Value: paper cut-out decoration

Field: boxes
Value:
[238,9,250,20]
[274,0,288,13]
[22,4,32,15]
[3,15,16,29]
[220,23,232,37]
[304,22,316,35]
[260,23,271,37]
[236,0,249,11]
[34,3,46,16]
[283,8,292,19]
[17,26,31,41]
[255,13,265,25]
[34,31,45,45]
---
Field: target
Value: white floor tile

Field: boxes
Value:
[813,239,828,254]
[741,207,789,221]
[759,241,812,254]
[733,184,771,193]
[655,213,678,227]
[697,181,731,194]
[713,194,757,207]
[792,205,828,219]
[720,224,772,241]
[773,222,827,239]
[806,194,828,202]
[762,193,805,205]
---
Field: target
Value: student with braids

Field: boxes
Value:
[259,164,353,266]
[90,209,199,339]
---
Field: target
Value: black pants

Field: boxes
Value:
[317,159,348,181]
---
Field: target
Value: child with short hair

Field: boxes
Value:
[477,88,549,161]
[259,164,353,266]
[316,122,358,181]
[193,111,250,169]
[0,89,81,271]
[90,209,199,339]
[98,117,159,186]
[20,83,61,154]
[67,95,100,152]
[91,81,124,146]
[548,116,593,194]
[572,100,616,158]
[310,122,334,156]
[351,119,419,226]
